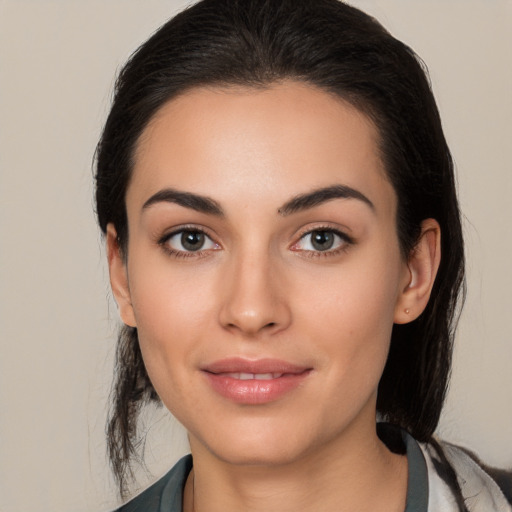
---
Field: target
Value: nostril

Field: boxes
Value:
[219,292,292,335]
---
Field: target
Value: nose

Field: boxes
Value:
[218,250,292,337]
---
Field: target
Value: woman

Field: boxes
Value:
[95,0,511,510]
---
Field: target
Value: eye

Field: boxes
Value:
[161,229,219,254]
[292,229,352,253]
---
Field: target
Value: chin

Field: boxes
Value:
[209,439,305,467]
[189,415,328,468]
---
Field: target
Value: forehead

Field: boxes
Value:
[129,81,395,217]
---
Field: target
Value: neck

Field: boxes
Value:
[184,418,408,512]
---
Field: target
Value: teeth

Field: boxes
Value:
[223,372,284,380]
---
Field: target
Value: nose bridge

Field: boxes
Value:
[219,243,290,336]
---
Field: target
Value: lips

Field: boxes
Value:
[202,358,312,404]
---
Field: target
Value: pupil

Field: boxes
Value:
[312,231,334,251]
[181,231,204,251]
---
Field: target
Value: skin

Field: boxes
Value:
[107,81,441,512]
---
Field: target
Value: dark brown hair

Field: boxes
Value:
[95,0,465,498]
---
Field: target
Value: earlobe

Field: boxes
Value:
[394,219,441,324]
[106,224,137,327]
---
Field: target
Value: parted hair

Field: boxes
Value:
[95,0,465,499]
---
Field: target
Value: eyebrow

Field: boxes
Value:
[142,188,224,216]
[141,184,373,217]
[277,184,374,216]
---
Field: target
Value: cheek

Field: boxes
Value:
[129,248,216,333]
[302,252,400,326]
[125,255,218,395]
[296,247,402,372]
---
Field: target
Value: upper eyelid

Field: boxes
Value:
[295,224,354,242]
[156,223,354,248]
[299,230,351,245]
[158,227,220,257]
[289,226,354,254]
[158,225,216,242]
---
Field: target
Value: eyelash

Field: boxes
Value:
[157,225,354,259]
[158,226,219,259]
[291,226,354,258]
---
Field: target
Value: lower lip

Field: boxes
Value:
[203,371,311,404]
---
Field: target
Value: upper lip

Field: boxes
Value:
[202,357,311,375]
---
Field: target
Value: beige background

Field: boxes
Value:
[0,1,511,511]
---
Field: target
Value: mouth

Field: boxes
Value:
[202,358,312,404]
[217,372,288,380]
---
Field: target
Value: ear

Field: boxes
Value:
[394,219,441,324]
[106,223,137,327]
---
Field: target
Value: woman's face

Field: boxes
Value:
[110,82,414,466]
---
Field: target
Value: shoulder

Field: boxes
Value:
[420,439,512,511]
[114,455,193,512]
